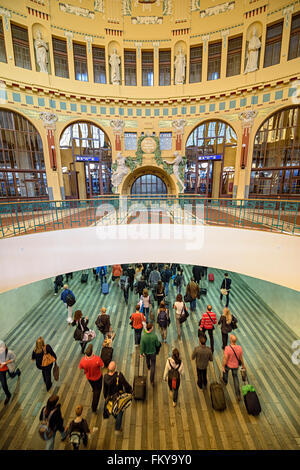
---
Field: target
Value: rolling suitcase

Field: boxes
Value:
[210,362,226,411]
[242,379,261,416]
[208,273,215,282]
[133,355,146,401]
[102,282,109,295]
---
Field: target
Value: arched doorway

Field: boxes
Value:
[0,109,47,201]
[249,106,300,199]
[131,174,167,195]
[59,121,112,199]
[185,120,237,197]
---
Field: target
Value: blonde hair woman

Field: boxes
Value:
[218,307,238,349]
[32,336,57,391]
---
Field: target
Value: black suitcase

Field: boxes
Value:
[81,273,88,283]
[133,376,147,400]
[101,346,113,368]
[200,288,207,295]
[210,382,226,411]
[244,390,261,416]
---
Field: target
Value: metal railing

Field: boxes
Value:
[0,196,299,238]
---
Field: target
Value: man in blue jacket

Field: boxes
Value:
[96,266,107,285]
[60,284,76,324]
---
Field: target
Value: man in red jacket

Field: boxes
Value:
[79,344,104,413]
[199,305,217,353]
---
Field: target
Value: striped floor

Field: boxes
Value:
[0,266,299,451]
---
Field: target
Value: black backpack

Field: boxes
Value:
[157,309,169,328]
[174,275,181,287]
[100,267,106,276]
[167,360,180,390]
[66,292,76,306]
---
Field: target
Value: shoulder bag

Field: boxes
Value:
[220,278,228,296]
[41,346,56,368]
[229,345,242,367]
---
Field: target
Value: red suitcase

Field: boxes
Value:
[208,273,215,282]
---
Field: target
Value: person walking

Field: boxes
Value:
[54,275,63,295]
[140,288,152,323]
[185,278,200,312]
[32,337,57,392]
[120,270,130,304]
[218,307,238,349]
[95,307,113,338]
[163,348,184,407]
[130,304,146,347]
[39,394,66,450]
[173,294,188,341]
[199,305,217,353]
[192,265,202,284]
[161,265,172,297]
[148,265,161,293]
[221,334,246,401]
[60,284,76,325]
[95,266,107,284]
[157,301,170,343]
[66,404,90,450]
[112,264,123,282]
[79,344,104,413]
[0,340,21,405]
[65,272,73,282]
[191,335,213,390]
[155,280,165,307]
[220,273,232,307]
[134,264,144,283]
[103,361,133,434]
[140,323,161,386]
[136,276,147,297]
[127,265,136,292]
[72,310,90,354]
[173,269,184,295]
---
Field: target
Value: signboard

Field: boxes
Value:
[76,155,99,162]
[198,154,222,161]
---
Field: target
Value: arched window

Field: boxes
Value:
[185,120,237,197]
[250,106,300,198]
[60,121,112,198]
[131,174,167,195]
[0,109,47,200]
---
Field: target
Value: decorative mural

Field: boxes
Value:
[59,3,95,19]
[199,1,235,18]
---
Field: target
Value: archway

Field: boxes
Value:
[185,119,237,198]
[131,174,167,195]
[59,121,112,199]
[0,108,47,201]
[249,105,300,199]
[120,165,177,196]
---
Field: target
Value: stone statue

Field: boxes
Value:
[34,30,49,73]
[244,27,261,74]
[174,48,186,85]
[112,152,129,189]
[164,152,185,191]
[109,49,121,85]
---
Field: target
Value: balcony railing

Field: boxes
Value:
[0,196,299,239]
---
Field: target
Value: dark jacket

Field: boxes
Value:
[221,277,232,292]
[192,266,202,282]
[103,371,132,399]
[161,269,172,283]
[137,280,147,296]
[95,314,111,335]
[191,345,213,370]
[72,318,89,333]
[218,314,237,334]
[39,403,64,432]
[32,344,56,370]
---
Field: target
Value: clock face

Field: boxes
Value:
[141,137,157,154]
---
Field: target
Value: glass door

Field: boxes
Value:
[195,161,213,196]
[85,162,102,197]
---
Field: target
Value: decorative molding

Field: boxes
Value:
[238,110,258,129]
[94,0,104,13]
[59,3,95,19]
[191,0,200,12]
[85,36,93,54]
[132,16,163,24]
[110,119,125,135]
[39,112,58,129]
[163,0,172,16]
[283,5,295,28]
[200,1,235,18]
[64,31,73,50]
[221,29,230,48]
[172,119,186,135]
[201,34,210,53]
[122,0,131,16]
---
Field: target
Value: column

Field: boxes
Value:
[39,112,62,200]
[201,34,210,82]
[220,29,230,78]
[85,36,94,83]
[110,119,124,152]
[236,110,258,199]
[281,5,294,63]
[64,32,74,80]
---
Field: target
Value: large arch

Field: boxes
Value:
[184,118,238,198]
[0,107,48,201]
[59,120,113,199]
[120,165,177,195]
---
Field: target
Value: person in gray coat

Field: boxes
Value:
[0,340,21,405]
[191,335,213,390]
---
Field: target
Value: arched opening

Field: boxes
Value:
[59,121,112,199]
[130,173,167,195]
[249,106,300,199]
[185,120,237,197]
[0,109,47,201]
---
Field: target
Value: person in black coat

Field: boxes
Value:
[54,275,64,295]
[127,265,136,291]
[220,273,232,307]
[39,394,66,450]
[32,337,57,392]
[72,310,90,354]
[136,276,147,297]
[192,266,202,284]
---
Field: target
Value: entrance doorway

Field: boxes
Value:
[131,174,167,195]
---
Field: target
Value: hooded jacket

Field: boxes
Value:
[0,341,16,373]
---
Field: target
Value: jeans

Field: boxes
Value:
[88,376,103,412]
[145,353,156,384]
[176,285,182,295]
[223,366,240,397]
[196,368,208,389]
[203,328,214,353]
[0,370,10,398]
[220,292,230,307]
[168,377,180,403]
[221,332,228,349]
[165,281,169,296]
[190,299,196,312]
[42,364,53,391]
[114,410,124,430]
[45,429,66,451]
[143,307,150,323]
[134,328,143,345]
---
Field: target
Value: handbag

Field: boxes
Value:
[53,362,59,381]
[83,329,96,343]
[220,278,228,296]
[179,304,189,324]
[184,291,193,303]
[74,327,84,341]
[41,347,56,367]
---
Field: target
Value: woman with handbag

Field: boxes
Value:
[218,307,238,349]
[32,337,57,392]
[72,310,90,354]
[173,294,188,341]
[0,340,21,405]
[220,273,232,307]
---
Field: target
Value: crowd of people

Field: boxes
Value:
[0,263,247,450]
